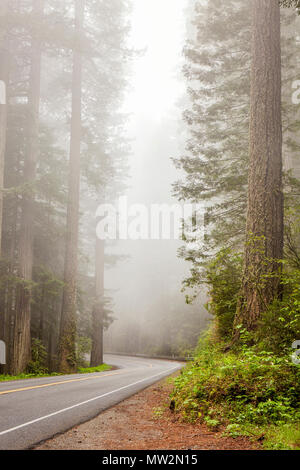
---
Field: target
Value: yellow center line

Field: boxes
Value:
[0,369,130,396]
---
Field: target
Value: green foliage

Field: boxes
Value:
[0,363,112,382]
[204,416,220,431]
[27,338,48,375]
[203,242,300,352]
[256,268,300,354]
[75,336,92,369]
[171,335,300,431]
[175,1,300,302]
[205,248,242,339]
[174,0,250,247]
[262,423,300,450]
[0,0,132,376]
[153,407,164,419]
[0,372,61,382]
[223,422,300,450]
[173,0,251,300]
[77,364,112,374]
[167,0,300,451]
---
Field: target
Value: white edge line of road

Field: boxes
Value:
[0,365,181,437]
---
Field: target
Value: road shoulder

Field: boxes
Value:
[34,373,259,450]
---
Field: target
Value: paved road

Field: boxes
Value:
[0,354,182,450]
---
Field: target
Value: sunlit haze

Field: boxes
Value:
[124,0,187,123]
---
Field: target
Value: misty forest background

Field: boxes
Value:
[0,0,300,389]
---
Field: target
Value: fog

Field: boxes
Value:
[104,0,210,355]
[0,0,211,375]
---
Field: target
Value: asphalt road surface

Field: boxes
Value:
[0,354,182,450]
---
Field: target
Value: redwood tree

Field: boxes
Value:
[0,0,9,256]
[236,0,284,330]
[58,0,84,373]
[10,0,44,374]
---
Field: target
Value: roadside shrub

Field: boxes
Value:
[171,335,300,427]
[27,338,48,375]
[256,268,300,355]
[77,364,111,374]
[76,336,92,368]
[205,248,242,339]
[205,246,300,352]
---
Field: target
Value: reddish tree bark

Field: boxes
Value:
[236,0,283,331]
[10,0,44,374]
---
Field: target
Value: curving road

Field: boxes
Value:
[0,354,182,450]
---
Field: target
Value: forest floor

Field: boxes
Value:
[34,373,260,450]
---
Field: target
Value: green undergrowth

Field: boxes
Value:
[0,363,112,382]
[223,422,300,450]
[0,371,61,382]
[77,364,112,374]
[170,335,300,450]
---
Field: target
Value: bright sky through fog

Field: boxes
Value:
[125,0,187,123]
[106,0,190,329]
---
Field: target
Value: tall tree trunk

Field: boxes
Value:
[236,0,283,331]
[58,0,84,374]
[90,238,104,367]
[38,286,45,342]
[2,192,19,374]
[9,0,44,374]
[0,0,9,256]
[0,1,9,373]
